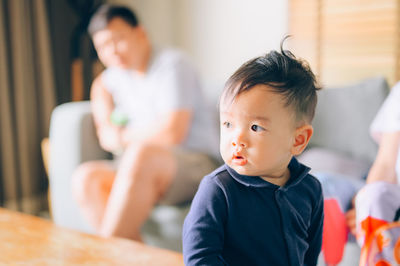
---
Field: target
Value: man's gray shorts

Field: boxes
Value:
[159,149,219,205]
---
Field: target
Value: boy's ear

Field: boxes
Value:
[291,124,313,156]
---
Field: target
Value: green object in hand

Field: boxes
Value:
[110,110,129,126]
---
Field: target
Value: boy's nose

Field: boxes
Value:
[231,134,247,148]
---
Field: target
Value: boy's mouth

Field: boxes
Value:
[232,154,247,166]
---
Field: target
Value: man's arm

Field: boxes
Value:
[91,75,193,152]
[120,109,192,147]
[91,75,123,152]
[345,131,400,235]
[366,131,400,184]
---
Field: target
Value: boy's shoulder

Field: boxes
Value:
[202,164,237,190]
[190,165,233,206]
[302,173,324,202]
[288,158,323,199]
[302,172,323,191]
[289,158,320,185]
[204,164,230,182]
[207,164,227,176]
[301,175,324,211]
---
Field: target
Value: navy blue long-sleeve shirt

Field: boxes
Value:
[183,157,323,266]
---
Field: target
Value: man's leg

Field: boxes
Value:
[71,161,116,231]
[99,143,177,241]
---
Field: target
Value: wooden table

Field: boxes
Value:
[0,208,184,265]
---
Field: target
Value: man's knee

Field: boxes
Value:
[123,143,175,172]
[71,162,103,202]
[119,143,176,191]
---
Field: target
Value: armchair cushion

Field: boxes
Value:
[310,76,389,164]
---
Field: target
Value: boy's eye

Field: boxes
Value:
[223,121,232,128]
[251,124,265,132]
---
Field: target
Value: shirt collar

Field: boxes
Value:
[225,157,310,190]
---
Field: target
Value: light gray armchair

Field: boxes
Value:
[48,101,190,251]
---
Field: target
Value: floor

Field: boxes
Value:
[317,243,360,266]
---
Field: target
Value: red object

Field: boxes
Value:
[322,198,348,264]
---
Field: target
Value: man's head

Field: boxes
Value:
[88,4,150,70]
[219,44,320,183]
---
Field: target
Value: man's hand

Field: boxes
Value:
[98,126,123,153]
[345,207,357,236]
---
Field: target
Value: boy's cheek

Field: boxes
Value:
[219,133,228,148]
[219,141,230,163]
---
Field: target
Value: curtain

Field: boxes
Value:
[289,0,399,87]
[0,0,56,214]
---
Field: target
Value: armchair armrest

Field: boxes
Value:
[48,101,109,233]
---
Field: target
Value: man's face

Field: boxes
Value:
[219,84,297,183]
[92,17,143,69]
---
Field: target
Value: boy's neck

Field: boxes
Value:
[260,168,291,187]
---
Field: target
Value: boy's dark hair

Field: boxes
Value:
[88,4,139,37]
[221,38,321,123]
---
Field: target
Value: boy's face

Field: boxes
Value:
[92,17,145,69]
[220,84,306,185]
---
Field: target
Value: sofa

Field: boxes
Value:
[298,76,389,265]
[48,76,389,265]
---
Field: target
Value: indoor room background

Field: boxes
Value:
[0,0,398,219]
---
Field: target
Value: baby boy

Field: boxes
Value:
[183,45,323,266]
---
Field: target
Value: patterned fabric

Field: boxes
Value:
[355,182,400,266]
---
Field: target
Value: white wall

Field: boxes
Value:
[176,0,288,98]
[109,0,288,98]
[109,0,178,46]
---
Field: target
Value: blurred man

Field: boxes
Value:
[71,4,219,241]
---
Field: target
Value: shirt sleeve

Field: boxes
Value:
[182,175,228,266]
[304,183,324,266]
[156,53,201,111]
[370,82,400,143]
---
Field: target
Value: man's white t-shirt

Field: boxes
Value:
[370,82,400,183]
[102,48,219,159]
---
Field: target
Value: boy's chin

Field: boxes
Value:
[228,164,251,176]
